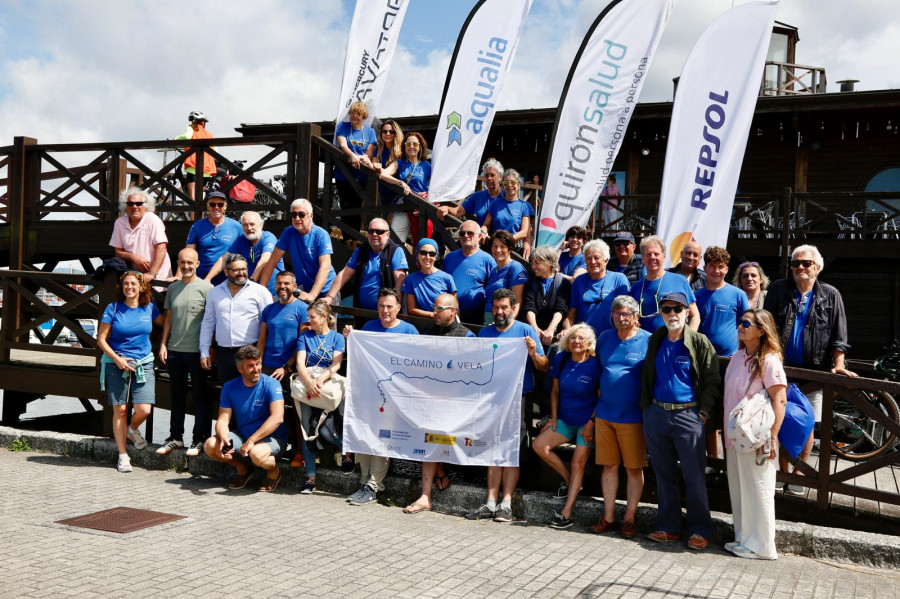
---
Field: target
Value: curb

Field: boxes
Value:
[2,426,897,568]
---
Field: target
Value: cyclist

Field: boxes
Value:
[175,111,216,198]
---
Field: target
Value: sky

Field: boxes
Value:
[0,0,897,151]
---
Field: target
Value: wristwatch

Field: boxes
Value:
[282,364,293,373]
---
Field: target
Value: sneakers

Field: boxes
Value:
[725,541,741,553]
[731,545,775,560]
[774,481,785,492]
[300,479,316,495]
[493,505,513,523]
[127,427,147,450]
[156,438,184,455]
[465,504,497,521]
[555,482,570,498]
[549,512,573,529]
[784,484,805,497]
[117,454,132,473]
[185,441,203,457]
[349,484,377,506]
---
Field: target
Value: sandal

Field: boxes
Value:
[403,501,432,514]
[435,474,451,491]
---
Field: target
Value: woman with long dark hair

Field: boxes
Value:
[380,131,432,245]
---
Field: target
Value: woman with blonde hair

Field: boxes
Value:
[380,131,432,245]
[722,308,787,559]
[334,100,377,232]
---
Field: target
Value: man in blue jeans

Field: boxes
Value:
[640,292,720,550]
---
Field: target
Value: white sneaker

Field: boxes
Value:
[127,427,147,450]
[156,438,184,455]
[185,440,203,457]
[117,454,132,473]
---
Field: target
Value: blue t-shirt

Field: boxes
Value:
[395,159,432,196]
[442,249,496,313]
[558,252,586,277]
[101,302,160,359]
[228,231,284,294]
[402,270,457,312]
[487,198,535,235]
[377,147,400,204]
[570,271,631,334]
[629,273,696,332]
[334,121,377,181]
[348,245,409,310]
[484,261,528,312]
[274,225,335,296]
[361,320,420,335]
[478,321,544,393]
[186,217,242,283]
[695,284,750,357]
[260,300,308,368]
[653,338,696,404]
[549,352,602,427]
[462,189,503,226]
[597,328,651,423]
[785,289,814,367]
[219,374,288,440]
[297,330,346,369]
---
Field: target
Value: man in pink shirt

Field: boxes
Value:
[109,187,173,284]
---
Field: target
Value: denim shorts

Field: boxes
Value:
[226,431,286,461]
[551,417,594,448]
[105,366,156,406]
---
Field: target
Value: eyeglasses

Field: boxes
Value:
[459,230,477,237]
[433,305,456,312]
[613,240,632,247]
[790,259,814,268]
[637,272,665,318]
[122,271,144,283]
[660,305,685,314]
[404,141,420,147]
[208,202,225,208]
[227,267,248,273]
[290,211,308,219]
[419,250,438,257]
[612,311,635,319]
[741,319,758,328]
[501,181,519,188]
[125,201,144,207]
[367,228,389,235]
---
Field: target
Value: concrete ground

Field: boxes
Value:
[0,449,897,599]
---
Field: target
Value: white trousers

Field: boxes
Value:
[390,212,411,245]
[727,448,778,559]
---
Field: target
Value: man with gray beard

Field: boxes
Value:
[205,211,284,295]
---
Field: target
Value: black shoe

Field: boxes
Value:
[465,504,497,520]
[549,512,573,529]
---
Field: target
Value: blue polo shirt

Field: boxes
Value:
[228,231,284,294]
[487,198,535,235]
[442,249,496,313]
[549,352,602,427]
[348,246,409,310]
[695,284,750,357]
[101,302,160,359]
[274,225,335,296]
[478,321,544,393]
[220,374,288,440]
[361,320,420,335]
[297,330,345,369]
[260,300,308,368]
[186,217,242,283]
[484,261,528,313]
[558,252,586,277]
[570,271,631,334]
[629,273,696,332]
[653,338,696,404]
[597,328,651,423]
[462,189,503,226]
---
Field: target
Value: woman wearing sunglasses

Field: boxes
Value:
[722,309,787,560]
[380,131,432,246]
[373,120,405,228]
[402,238,457,325]
[482,169,535,259]
[732,261,770,310]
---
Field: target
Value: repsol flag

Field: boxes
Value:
[656,1,778,266]
[537,0,677,248]
[334,0,409,127]
[428,0,532,205]
[343,331,527,467]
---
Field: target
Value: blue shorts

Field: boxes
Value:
[105,366,156,406]
[551,417,594,448]
[226,431,286,461]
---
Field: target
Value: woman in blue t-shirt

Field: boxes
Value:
[531,324,601,530]
[373,119,404,213]
[483,230,528,323]
[558,225,589,282]
[293,300,348,494]
[334,100,377,232]
[97,271,164,473]
[380,131,433,246]
[482,168,535,259]
[403,238,457,324]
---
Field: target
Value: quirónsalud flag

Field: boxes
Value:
[428,0,532,205]
[536,0,677,248]
[656,1,778,266]
[344,331,527,467]
[334,0,409,128]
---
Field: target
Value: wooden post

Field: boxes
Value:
[781,187,792,278]
[817,381,834,511]
[295,123,321,203]
[6,137,36,353]
[194,148,205,220]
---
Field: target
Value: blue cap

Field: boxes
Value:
[207,190,227,201]
[613,231,635,244]
[660,292,689,307]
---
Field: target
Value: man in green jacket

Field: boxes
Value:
[640,292,720,551]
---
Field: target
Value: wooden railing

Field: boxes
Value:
[762,61,827,96]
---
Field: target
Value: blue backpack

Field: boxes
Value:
[778,384,815,459]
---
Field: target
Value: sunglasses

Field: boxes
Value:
[501,181,519,188]
[290,211,308,219]
[660,305,685,314]
[459,230,477,237]
[739,261,759,268]
[433,305,456,312]
[741,319,758,328]
[790,259,814,268]
[208,202,226,208]
[382,129,394,134]
[367,228,389,235]
[613,240,632,247]
[419,250,438,257]
[404,141,420,147]
[122,270,144,283]
[125,201,144,207]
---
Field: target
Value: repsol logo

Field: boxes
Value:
[690,90,729,211]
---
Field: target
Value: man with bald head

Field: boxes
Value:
[158,247,215,456]
[666,240,707,292]
[441,219,497,324]
[326,217,408,314]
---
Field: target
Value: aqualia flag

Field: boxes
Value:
[343,331,527,467]
[334,0,409,127]
[656,1,778,266]
[428,0,532,205]
[536,0,677,248]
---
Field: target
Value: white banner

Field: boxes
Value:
[334,0,409,127]
[536,0,677,248]
[656,1,778,266]
[344,331,527,467]
[428,0,532,205]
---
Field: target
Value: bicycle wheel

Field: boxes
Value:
[830,389,899,461]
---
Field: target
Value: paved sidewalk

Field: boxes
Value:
[1,450,897,598]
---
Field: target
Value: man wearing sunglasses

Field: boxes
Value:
[608,231,645,285]
[110,186,173,286]
[442,220,497,325]
[764,244,856,493]
[184,191,242,285]
[640,292,719,551]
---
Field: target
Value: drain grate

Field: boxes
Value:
[56,507,185,533]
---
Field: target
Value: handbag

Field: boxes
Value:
[778,383,815,460]
[726,373,776,453]
[290,368,345,412]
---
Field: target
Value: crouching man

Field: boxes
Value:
[204,344,289,492]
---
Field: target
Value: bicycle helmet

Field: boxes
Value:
[188,111,209,124]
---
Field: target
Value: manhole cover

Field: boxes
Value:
[56,507,185,533]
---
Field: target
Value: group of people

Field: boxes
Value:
[101,117,855,559]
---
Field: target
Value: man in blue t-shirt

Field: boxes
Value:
[629,235,700,332]
[184,191,242,284]
[258,272,308,390]
[467,288,548,524]
[204,211,284,295]
[442,220,497,324]
[639,292,719,551]
[203,345,288,493]
[695,246,749,358]
[261,198,336,302]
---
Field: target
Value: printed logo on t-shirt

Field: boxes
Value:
[140,315,150,322]
[714,304,729,313]
[466,268,481,277]
[675,356,690,366]
[577,376,593,385]
[626,352,642,362]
